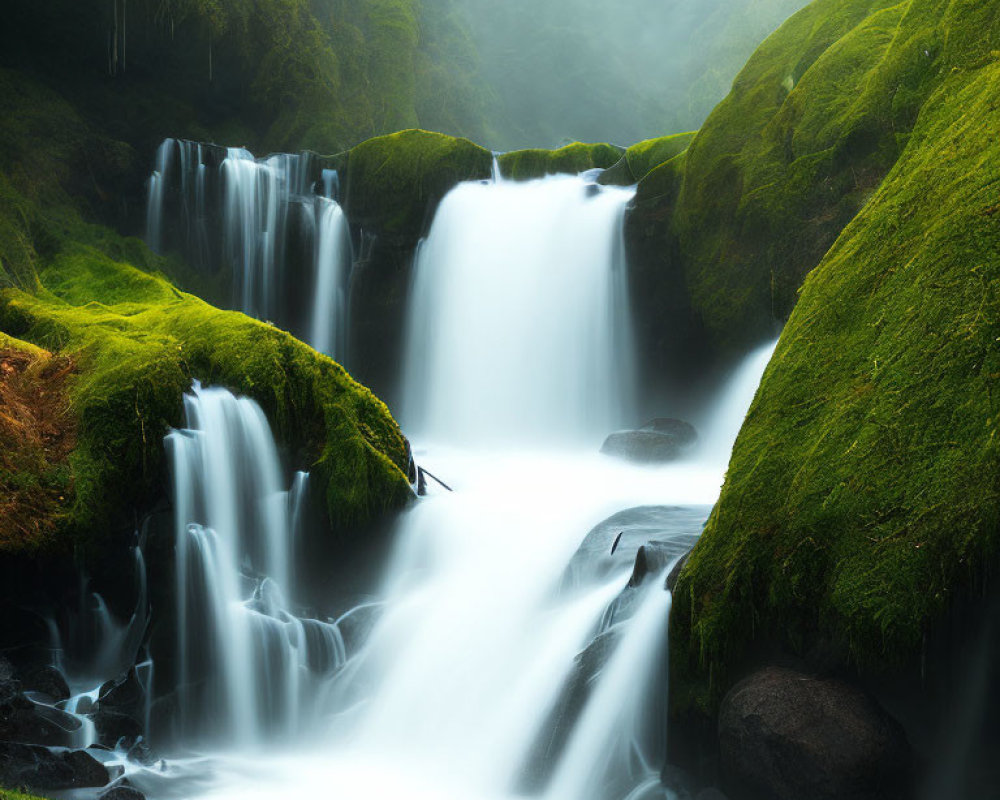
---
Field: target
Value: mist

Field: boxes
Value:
[442,0,809,150]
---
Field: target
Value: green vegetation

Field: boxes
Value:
[498,142,623,181]
[0,0,493,159]
[634,0,923,360]
[600,132,696,185]
[0,790,48,800]
[344,129,493,242]
[671,0,1000,710]
[0,70,412,559]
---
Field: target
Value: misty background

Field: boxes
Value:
[444,0,808,150]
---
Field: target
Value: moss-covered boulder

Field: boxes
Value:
[497,142,623,181]
[343,128,493,244]
[0,228,412,557]
[670,0,1000,711]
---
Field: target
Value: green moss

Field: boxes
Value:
[670,10,1000,710]
[344,129,492,242]
[497,142,623,181]
[0,789,49,800]
[0,208,411,557]
[625,133,697,183]
[632,0,934,361]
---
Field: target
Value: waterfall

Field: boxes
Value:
[403,173,636,445]
[165,382,344,743]
[131,166,780,800]
[309,199,352,360]
[144,140,350,359]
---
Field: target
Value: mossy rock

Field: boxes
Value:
[343,128,492,243]
[0,196,412,558]
[670,5,1000,712]
[600,132,697,186]
[497,142,623,181]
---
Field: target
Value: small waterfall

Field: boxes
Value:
[309,199,352,360]
[544,582,672,800]
[166,382,344,743]
[403,174,636,445]
[699,339,779,464]
[144,140,349,359]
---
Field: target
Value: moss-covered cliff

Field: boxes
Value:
[670,0,1000,709]
[628,0,953,383]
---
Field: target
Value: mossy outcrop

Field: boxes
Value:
[0,232,412,557]
[343,128,493,243]
[600,133,697,186]
[670,0,1000,710]
[343,129,492,406]
[497,142,623,182]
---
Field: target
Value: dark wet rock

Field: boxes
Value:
[563,506,705,590]
[0,742,109,789]
[100,778,147,800]
[0,674,79,747]
[600,418,698,463]
[629,542,679,588]
[63,748,111,787]
[75,694,96,714]
[126,737,155,766]
[99,668,145,713]
[642,418,699,445]
[719,667,912,800]
[666,551,691,591]
[695,790,730,800]
[0,660,24,708]
[91,709,143,748]
[20,664,71,701]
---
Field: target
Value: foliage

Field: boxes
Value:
[0,0,493,157]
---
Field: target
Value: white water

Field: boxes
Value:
[309,198,352,359]
[121,173,779,800]
[165,383,344,743]
[403,173,636,445]
[145,140,350,358]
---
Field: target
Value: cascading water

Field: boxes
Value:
[120,171,777,800]
[309,199,352,359]
[165,382,343,743]
[403,173,635,444]
[145,139,352,360]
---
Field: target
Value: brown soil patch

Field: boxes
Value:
[0,345,77,551]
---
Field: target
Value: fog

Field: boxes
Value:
[445,0,809,150]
